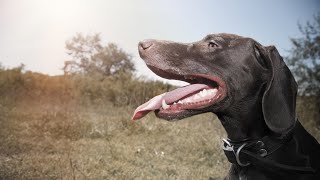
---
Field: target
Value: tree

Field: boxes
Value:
[286,14,320,95]
[63,33,135,76]
[286,13,320,126]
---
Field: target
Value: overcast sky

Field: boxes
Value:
[0,0,319,84]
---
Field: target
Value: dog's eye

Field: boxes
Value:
[208,40,219,48]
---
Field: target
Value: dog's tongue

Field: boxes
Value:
[131,84,210,120]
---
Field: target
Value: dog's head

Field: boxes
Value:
[132,33,297,136]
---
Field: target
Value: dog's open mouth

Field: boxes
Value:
[132,68,227,121]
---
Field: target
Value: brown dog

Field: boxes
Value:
[132,34,320,180]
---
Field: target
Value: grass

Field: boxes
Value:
[0,102,230,180]
[0,99,319,180]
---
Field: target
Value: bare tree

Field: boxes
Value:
[63,33,135,77]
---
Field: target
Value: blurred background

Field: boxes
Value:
[0,0,319,179]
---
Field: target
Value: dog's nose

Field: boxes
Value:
[138,39,154,50]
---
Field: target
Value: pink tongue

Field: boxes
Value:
[131,84,210,120]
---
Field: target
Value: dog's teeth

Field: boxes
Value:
[178,100,182,104]
[212,89,218,94]
[162,99,170,109]
[209,89,218,96]
[199,89,208,97]
[193,94,200,100]
[208,90,213,95]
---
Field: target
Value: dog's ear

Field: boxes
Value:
[261,46,297,134]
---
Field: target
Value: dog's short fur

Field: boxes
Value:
[136,34,320,180]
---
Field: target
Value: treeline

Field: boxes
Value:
[0,65,173,107]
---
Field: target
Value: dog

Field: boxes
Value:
[132,33,320,180]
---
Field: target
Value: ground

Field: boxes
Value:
[0,98,318,180]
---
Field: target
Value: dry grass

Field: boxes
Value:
[0,102,230,180]
[0,98,319,180]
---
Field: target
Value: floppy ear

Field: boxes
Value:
[261,46,298,134]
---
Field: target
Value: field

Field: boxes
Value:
[0,100,231,180]
[0,70,319,180]
[0,97,319,180]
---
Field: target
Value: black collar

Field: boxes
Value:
[222,133,316,173]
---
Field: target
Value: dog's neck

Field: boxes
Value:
[215,101,269,141]
[217,114,269,141]
[214,86,271,141]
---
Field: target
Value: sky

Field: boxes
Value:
[0,0,319,84]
